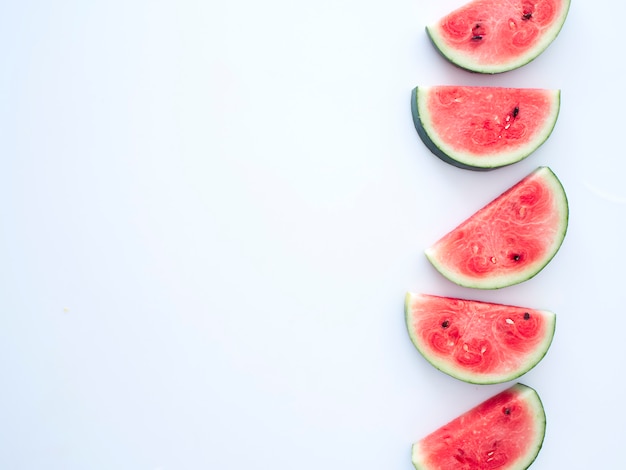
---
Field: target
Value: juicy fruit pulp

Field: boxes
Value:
[412,86,560,170]
[412,384,546,470]
[427,0,571,73]
[425,166,568,289]
[405,293,555,384]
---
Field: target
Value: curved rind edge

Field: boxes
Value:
[405,293,557,384]
[411,383,547,470]
[412,86,561,171]
[426,0,571,74]
[489,384,547,470]
[507,384,547,470]
[411,87,487,171]
[425,166,569,289]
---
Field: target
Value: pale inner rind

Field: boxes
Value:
[425,166,569,289]
[427,0,571,73]
[405,293,556,384]
[416,86,561,168]
[411,384,546,470]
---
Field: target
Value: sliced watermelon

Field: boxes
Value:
[427,0,571,73]
[412,383,546,469]
[405,293,555,384]
[411,86,560,170]
[426,166,568,289]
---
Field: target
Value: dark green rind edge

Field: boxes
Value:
[497,166,569,290]
[404,293,557,385]
[424,25,514,75]
[425,166,569,290]
[411,87,561,171]
[410,87,485,171]
[522,385,547,470]
[425,0,571,74]
[504,166,571,289]
[504,384,547,470]
[411,383,547,470]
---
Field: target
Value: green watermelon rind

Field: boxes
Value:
[411,383,547,470]
[425,166,569,290]
[404,293,556,384]
[411,86,561,171]
[426,0,571,74]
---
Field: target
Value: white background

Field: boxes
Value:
[1,1,624,469]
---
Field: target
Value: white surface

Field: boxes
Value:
[0,1,624,469]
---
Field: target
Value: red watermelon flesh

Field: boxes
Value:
[425,166,568,289]
[412,383,546,469]
[412,86,560,170]
[427,0,571,73]
[405,293,555,384]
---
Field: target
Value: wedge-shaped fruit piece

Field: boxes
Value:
[427,0,571,73]
[412,384,546,469]
[426,166,568,289]
[405,293,555,384]
[412,86,560,170]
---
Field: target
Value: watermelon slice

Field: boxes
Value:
[412,383,546,469]
[405,293,555,384]
[426,166,568,289]
[427,0,571,73]
[411,85,560,170]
